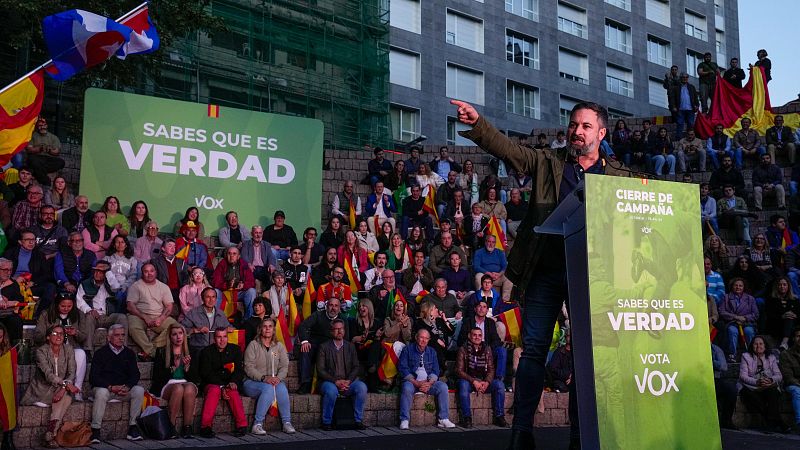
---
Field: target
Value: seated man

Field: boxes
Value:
[54,231,96,294]
[676,129,707,173]
[32,205,68,259]
[7,167,35,207]
[175,220,211,275]
[428,231,467,276]
[751,153,786,211]
[779,328,800,434]
[6,229,55,315]
[733,117,766,166]
[421,278,461,320]
[182,287,233,357]
[264,210,298,261]
[397,329,456,430]
[464,203,490,251]
[505,188,528,239]
[60,195,94,233]
[435,171,460,219]
[457,298,508,383]
[25,117,65,186]
[368,147,392,186]
[369,269,411,324]
[281,246,308,297]
[126,262,178,360]
[440,252,473,305]
[212,246,257,320]
[766,115,796,166]
[365,181,396,235]
[707,124,734,170]
[315,266,352,304]
[88,324,146,443]
[456,327,507,429]
[700,183,719,236]
[717,185,752,246]
[709,154,745,199]
[401,249,434,296]
[150,238,186,305]
[401,185,435,241]
[444,190,469,231]
[312,247,339,289]
[76,260,128,351]
[330,180,362,225]
[198,328,248,438]
[364,251,389,291]
[10,184,44,235]
[241,225,277,286]
[546,333,572,393]
[473,235,514,302]
[133,221,162,264]
[297,298,345,394]
[299,227,325,265]
[317,318,368,430]
[433,218,462,247]
[218,210,250,249]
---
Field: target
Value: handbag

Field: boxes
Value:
[331,395,357,429]
[137,407,175,440]
[55,421,92,447]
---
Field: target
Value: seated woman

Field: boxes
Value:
[355,219,380,253]
[378,300,413,389]
[377,221,393,252]
[704,234,731,274]
[107,235,138,302]
[412,301,454,376]
[349,299,382,391]
[337,230,370,276]
[463,274,502,319]
[243,318,295,435]
[0,257,24,343]
[178,267,210,321]
[150,323,197,438]
[440,252,473,306]
[127,200,151,241]
[82,210,118,260]
[34,293,88,402]
[402,250,434,297]
[320,216,345,250]
[102,196,130,238]
[764,276,800,350]
[725,255,769,300]
[738,336,786,432]
[243,298,271,344]
[719,278,759,362]
[386,233,410,272]
[383,160,408,192]
[406,225,428,254]
[744,233,782,283]
[477,187,508,234]
[21,324,80,448]
[44,176,74,212]
[263,270,290,321]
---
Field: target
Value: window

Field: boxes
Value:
[716,30,726,63]
[647,35,672,67]
[505,0,538,21]
[605,20,632,54]
[506,80,540,119]
[646,0,670,27]
[606,65,634,98]
[605,0,631,11]
[558,48,589,85]
[608,109,632,120]
[390,105,420,142]
[446,64,484,105]
[506,30,539,70]
[559,96,579,126]
[446,10,484,53]
[447,117,473,145]
[648,77,668,108]
[685,10,707,41]
[390,0,421,34]
[389,48,420,89]
[714,0,725,30]
[686,50,704,78]
[557,2,587,39]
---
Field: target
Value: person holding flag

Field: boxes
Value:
[369,269,412,323]
[197,328,248,438]
[329,181,362,229]
[243,318,296,436]
[349,298,382,391]
[401,185,435,243]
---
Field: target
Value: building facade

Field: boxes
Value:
[388,0,740,145]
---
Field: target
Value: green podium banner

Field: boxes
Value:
[584,174,721,449]
[80,89,324,232]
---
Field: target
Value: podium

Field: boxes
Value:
[535,175,721,450]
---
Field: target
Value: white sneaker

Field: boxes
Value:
[437,418,456,429]
[251,423,266,435]
[282,422,296,434]
[33,401,48,408]
[399,420,409,430]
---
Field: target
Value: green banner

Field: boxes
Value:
[80,89,324,233]
[584,174,721,449]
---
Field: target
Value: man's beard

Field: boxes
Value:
[567,135,592,158]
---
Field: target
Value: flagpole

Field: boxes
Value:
[0,1,149,97]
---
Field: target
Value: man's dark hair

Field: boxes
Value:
[699,182,710,189]
[304,227,317,236]
[556,131,565,137]
[214,327,228,335]
[643,119,651,126]
[330,318,346,329]
[723,184,735,191]
[770,214,785,225]
[470,327,483,334]
[704,52,712,58]
[373,147,384,156]
[201,286,217,298]
[571,102,609,129]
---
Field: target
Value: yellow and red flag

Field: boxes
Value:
[422,186,440,226]
[0,70,45,166]
[487,216,507,251]
[227,329,245,352]
[497,307,522,347]
[344,256,362,292]
[220,289,239,323]
[141,391,160,411]
[275,306,294,353]
[415,290,429,304]
[207,104,219,118]
[377,342,399,382]
[349,202,357,230]
[302,276,315,320]
[175,243,190,260]
[287,284,301,337]
[0,348,18,431]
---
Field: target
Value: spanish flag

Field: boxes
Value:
[487,216,507,251]
[207,104,219,118]
[422,185,440,226]
[227,329,245,352]
[415,290,429,304]
[287,283,301,337]
[349,202,357,230]
[267,387,279,417]
[220,289,239,323]
[141,391,160,411]
[377,342,399,382]
[275,306,294,353]
[175,243,190,260]
[497,307,522,347]
[302,276,315,320]
[0,348,18,431]
[0,71,45,167]
[344,256,362,292]
[386,289,406,316]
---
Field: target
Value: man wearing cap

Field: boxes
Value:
[368,147,392,186]
[76,260,128,351]
[212,246,257,320]
[264,210,298,261]
[127,262,178,360]
[241,225,277,287]
[219,211,251,249]
[175,220,211,275]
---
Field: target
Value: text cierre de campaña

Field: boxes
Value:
[615,189,675,216]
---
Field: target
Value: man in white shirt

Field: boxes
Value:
[364,252,389,290]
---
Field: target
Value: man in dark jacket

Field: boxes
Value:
[457,298,507,381]
[5,229,55,315]
[60,195,94,233]
[54,231,96,295]
[709,154,745,198]
[766,115,796,165]
[88,324,145,443]
[451,98,633,449]
[455,327,506,429]
[779,328,800,433]
[316,318,368,430]
[752,153,786,211]
[297,297,346,394]
[197,328,248,438]
[401,185,434,241]
[667,73,699,139]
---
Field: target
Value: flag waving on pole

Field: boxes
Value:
[349,202,357,230]
[275,307,294,352]
[0,71,44,166]
[0,348,18,431]
[422,186,440,226]
[487,216,507,251]
[497,307,522,347]
[378,342,399,382]
[344,256,362,292]
[287,283,301,336]
[302,276,315,320]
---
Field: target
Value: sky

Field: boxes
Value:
[738,0,798,106]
